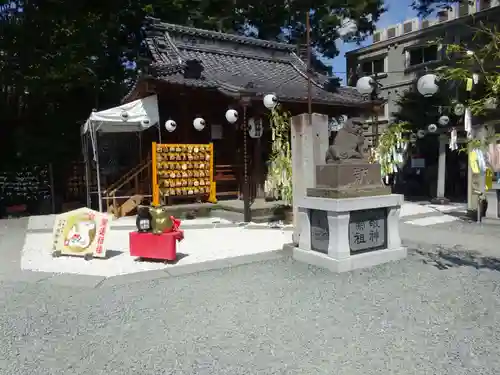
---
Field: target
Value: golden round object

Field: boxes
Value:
[194,147,199,153]
[181,164,187,170]
[194,180,199,186]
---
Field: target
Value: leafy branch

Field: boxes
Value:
[437,22,500,116]
[264,106,292,206]
[376,122,411,177]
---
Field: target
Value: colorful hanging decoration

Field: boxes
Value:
[376,123,409,178]
[449,128,458,151]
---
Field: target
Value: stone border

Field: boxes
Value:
[26,222,242,234]
[27,222,295,233]
[2,247,291,288]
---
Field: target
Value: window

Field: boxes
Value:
[373,103,386,118]
[361,58,385,75]
[479,0,491,11]
[458,1,470,17]
[408,45,438,66]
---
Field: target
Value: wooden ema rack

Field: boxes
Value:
[152,142,217,206]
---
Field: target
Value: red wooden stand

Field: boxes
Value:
[129,230,184,261]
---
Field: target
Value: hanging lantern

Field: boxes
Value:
[225,109,238,124]
[248,118,263,139]
[428,124,438,133]
[193,117,206,131]
[417,129,426,138]
[165,120,177,132]
[417,74,439,97]
[355,76,375,95]
[438,115,449,127]
[453,103,465,116]
[263,94,278,109]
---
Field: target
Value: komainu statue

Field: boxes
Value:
[325,117,365,163]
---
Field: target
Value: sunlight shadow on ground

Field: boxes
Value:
[414,247,500,272]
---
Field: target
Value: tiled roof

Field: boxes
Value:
[140,17,366,107]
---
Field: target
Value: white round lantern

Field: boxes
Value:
[355,76,375,95]
[263,94,278,109]
[140,118,150,128]
[225,109,238,124]
[428,124,438,133]
[438,115,450,126]
[453,103,465,116]
[417,129,426,138]
[417,74,439,97]
[165,119,177,132]
[193,117,206,131]
[120,110,129,121]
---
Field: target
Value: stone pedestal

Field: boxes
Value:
[485,182,500,221]
[290,194,406,272]
[308,163,391,198]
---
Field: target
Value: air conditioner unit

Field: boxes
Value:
[456,1,476,17]
[386,24,402,39]
[372,29,386,43]
[421,19,437,28]
[402,18,420,34]
[437,7,457,22]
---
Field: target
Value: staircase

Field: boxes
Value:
[103,158,152,218]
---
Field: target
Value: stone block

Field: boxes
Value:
[292,194,405,272]
[308,162,390,199]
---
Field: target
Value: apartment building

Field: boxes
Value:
[345,0,500,146]
[345,0,500,204]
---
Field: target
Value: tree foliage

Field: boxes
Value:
[0,0,385,166]
[437,23,500,116]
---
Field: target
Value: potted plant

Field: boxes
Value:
[264,107,293,223]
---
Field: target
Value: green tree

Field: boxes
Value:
[438,24,500,117]
[0,0,386,166]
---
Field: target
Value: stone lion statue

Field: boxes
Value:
[325,117,365,163]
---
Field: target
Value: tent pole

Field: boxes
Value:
[82,131,91,208]
[157,122,162,143]
[92,123,103,212]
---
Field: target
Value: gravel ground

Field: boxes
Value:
[430,214,500,236]
[2,244,500,375]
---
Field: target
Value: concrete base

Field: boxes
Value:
[485,186,500,220]
[293,194,406,273]
[291,245,407,273]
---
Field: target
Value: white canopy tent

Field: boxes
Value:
[81,95,161,212]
